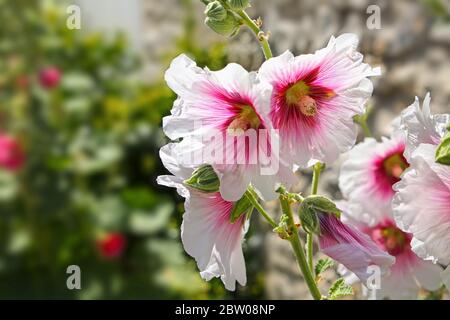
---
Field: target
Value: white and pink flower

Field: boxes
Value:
[339,133,408,222]
[258,33,380,167]
[163,54,295,202]
[393,143,450,266]
[157,142,248,291]
[338,202,443,299]
[318,212,395,284]
[398,93,450,161]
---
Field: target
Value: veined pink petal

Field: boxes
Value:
[182,191,247,291]
[157,141,248,291]
[339,134,408,221]
[339,201,443,299]
[393,143,450,265]
[163,54,296,201]
[259,34,380,166]
[318,213,395,284]
[398,93,450,161]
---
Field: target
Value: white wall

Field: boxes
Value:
[75,0,143,53]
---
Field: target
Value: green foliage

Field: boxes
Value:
[435,129,450,165]
[0,0,235,299]
[328,278,354,300]
[315,258,334,277]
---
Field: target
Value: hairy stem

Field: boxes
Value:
[245,188,277,228]
[306,162,323,276]
[236,10,273,59]
[280,195,322,300]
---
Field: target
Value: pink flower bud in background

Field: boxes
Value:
[0,134,25,172]
[97,233,127,259]
[39,67,61,89]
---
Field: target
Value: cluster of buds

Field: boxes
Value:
[201,0,250,37]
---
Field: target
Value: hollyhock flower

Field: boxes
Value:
[393,143,450,265]
[39,66,61,89]
[337,201,442,299]
[339,133,408,222]
[163,54,296,202]
[97,233,126,259]
[398,93,450,161]
[0,134,25,172]
[258,33,380,167]
[318,212,395,284]
[157,142,247,290]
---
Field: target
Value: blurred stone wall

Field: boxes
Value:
[139,0,450,299]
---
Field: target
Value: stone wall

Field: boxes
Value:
[140,0,450,299]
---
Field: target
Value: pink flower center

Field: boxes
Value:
[382,152,408,180]
[227,104,261,136]
[369,221,411,256]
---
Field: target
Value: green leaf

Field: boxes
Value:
[298,204,320,234]
[128,203,173,235]
[328,278,354,300]
[230,194,253,223]
[315,258,334,276]
[436,131,450,165]
[303,195,341,217]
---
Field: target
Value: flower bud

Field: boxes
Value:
[39,66,61,89]
[204,1,227,21]
[97,233,126,259]
[0,134,25,172]
[299,204,320,234]
[205,14,240,37]
[184,165,220,192]
[228,0,249,10]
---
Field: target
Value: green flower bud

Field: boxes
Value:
[204,1,227,21]
[228,0,249,10]
[205,14,240,37]
[299,195,341,234]
[299,204,320,234]
[302,195,341,217]
[184,165,219,192]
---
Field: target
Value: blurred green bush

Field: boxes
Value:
[0,0,238,299]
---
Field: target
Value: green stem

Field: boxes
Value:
[306,162,323,275]
[280,195,322,300]
[236,10,273,59]
[245,189,277,228]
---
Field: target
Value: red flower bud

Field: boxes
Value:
[0,134,25,171]
[97,233,127,259]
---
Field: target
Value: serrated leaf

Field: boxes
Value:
[436,131,450,166]
[328,278,354,300]
[315,258,334,276]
